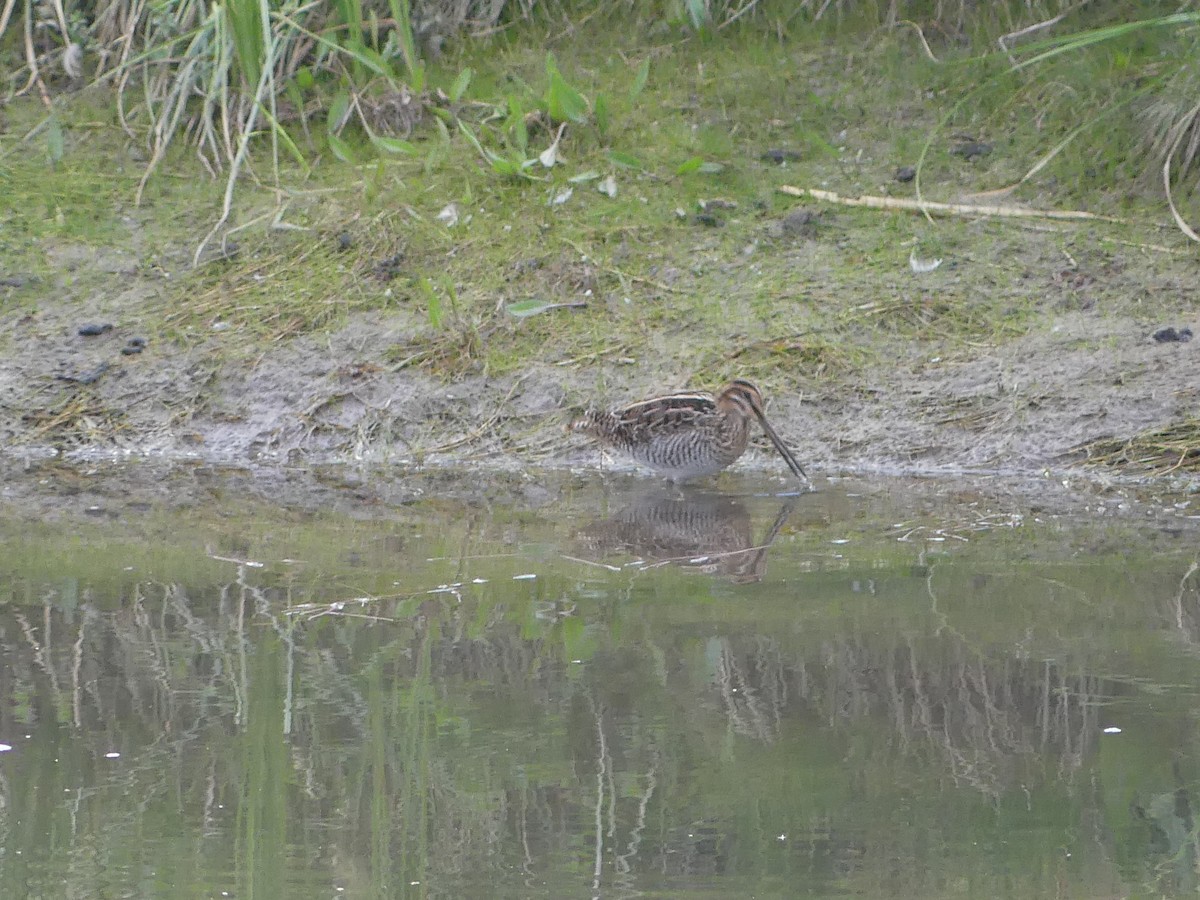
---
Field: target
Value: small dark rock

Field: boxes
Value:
[761,148,802,164]
[895,165,916,183]
[692,212,725,228]
[777,209,821,239]
[372,252,405,281]
[78,323,114,336]
[126,337,147,348]
[950,141,992,160]
[56,362,111,385]
[1153,326,1193,343]
[783,209,817,229]
[511,258,544,278]
[0,275,35,288]
[121,344,144,356]
[337,231,354,250]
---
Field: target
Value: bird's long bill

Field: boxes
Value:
[753,411,808,482]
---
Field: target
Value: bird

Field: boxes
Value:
[569,379,807,483]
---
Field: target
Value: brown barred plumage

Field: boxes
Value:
[570,379,807,483]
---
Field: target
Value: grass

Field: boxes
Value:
[0,95,228,288]
[158,217,413,341]
[1081,420,1200,476]
[0,31,1172,353]
[2,10,1199,457]
[17,389,130,448]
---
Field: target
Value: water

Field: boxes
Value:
[2,468,1199,898]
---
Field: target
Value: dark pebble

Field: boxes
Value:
[78,323,114,336]
[56,362,111,385]
[511,258,544,277]
[692,213,725,228]
[950,141,992,160]
[337,231,354,250]
[782,209,818,232]
[761,148,802,164]
[126,337,147,348]
[372,252,405,281]
[895,166,916,183]
[121,344,144,356]
[1153,326,1193,343]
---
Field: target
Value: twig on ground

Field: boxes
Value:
[778,186,1122,223]
[422,374,529,454]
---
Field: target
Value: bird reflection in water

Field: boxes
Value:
[576,488,797,584]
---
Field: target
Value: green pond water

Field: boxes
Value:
[3,468,1200,899]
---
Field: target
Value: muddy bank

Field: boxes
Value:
[1,256,1195,484]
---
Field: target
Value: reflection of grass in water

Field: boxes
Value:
[3,483,1200,894]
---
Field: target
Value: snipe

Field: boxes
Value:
[570,379,807,483]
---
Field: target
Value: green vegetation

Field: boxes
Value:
[4,2,1197,211]
[2,2,1199,470]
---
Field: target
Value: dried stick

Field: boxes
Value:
[778,185,1123,223]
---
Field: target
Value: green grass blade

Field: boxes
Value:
[450,67,473,103]
[341,38,397,82]
[369,133,417,155]
[630,58,650,100]
[45,116,65,165]
[384,0,419,77]
[258,105,310,173]
[327,130,356,163]
[1009,14,1198,72]
[544,53,588,125]
[224,0,265,86]
[609,151,644,170]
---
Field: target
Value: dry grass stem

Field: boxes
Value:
[997,0,1094,64]
[1079,420,1200,474]
[779,186,1123,223]
[1162,99,1200,244]
[894,20,940,63]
